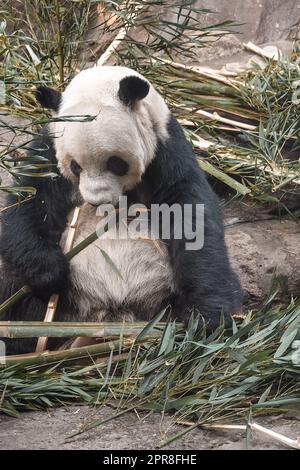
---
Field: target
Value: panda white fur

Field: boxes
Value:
[0,66,243,354]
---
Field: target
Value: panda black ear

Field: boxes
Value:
[35,86,62,112]
[118,76,150,106]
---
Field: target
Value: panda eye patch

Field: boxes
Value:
[107,156,129,176]
[70,159,82,177]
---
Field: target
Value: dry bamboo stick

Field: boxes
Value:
[243,42,280,61]
[204,422,300,450]
[157,58,241,87]
[178,421,300,450]
[36,207,81,353]
[97,1,143,66]
[97,28,128,66]
[180,112,256,132]
[250,422,300,450]
[195,109,256,131]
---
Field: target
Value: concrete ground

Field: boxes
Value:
[0,405,299,450]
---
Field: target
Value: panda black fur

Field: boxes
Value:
[0,66,243,354]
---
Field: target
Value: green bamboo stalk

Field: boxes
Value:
[163,78,239,98]
[0,321,166,338]
[1,338,127,367]
[65,230,98,261]
[198,159,251,196]
[0,286,32,317]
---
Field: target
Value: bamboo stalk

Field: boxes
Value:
[36,207,81,353]
[0,321,165,338]
[0,331,162,366]
[0,338,129,366]
[0,286,32,317]
[195,109,256,131]
[243,42,280,61]
[197,158,251,196]
[250,422,300,450]
[157,58,240,87]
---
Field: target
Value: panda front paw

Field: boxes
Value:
[25,247,70,298]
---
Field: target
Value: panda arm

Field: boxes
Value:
[0,134,74,296]
[166,173,242,328]
[151,116,242,328]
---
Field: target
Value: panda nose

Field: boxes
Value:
[83,192,115,207]
[92,199,112,207]
[85,197,112,207]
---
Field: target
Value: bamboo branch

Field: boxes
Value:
[193,137,300,188]
[54,0,64,85]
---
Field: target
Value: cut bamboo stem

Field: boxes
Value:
[250,422,300,450]
[0,321,166,338]
[208,422,300,450]
[0,338,128,366]
[0,285,32,317]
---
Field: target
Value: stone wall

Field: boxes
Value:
[196,0,300,42]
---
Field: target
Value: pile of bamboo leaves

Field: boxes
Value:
[0,300,299,446]
[143,55,300,202]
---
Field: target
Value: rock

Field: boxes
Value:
[226,219,300,304]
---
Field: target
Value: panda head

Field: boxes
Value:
[36,66,170,206]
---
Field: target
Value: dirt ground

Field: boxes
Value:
[0,405,299,450]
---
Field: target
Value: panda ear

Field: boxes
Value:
[118,76,150,106]
[35,86,62,112]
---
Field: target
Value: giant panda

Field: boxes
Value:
[0,66,243,354]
